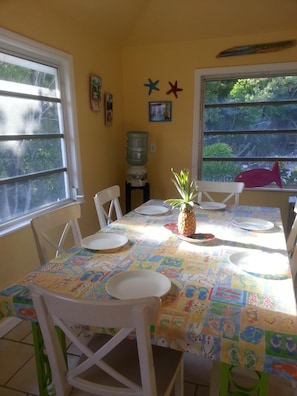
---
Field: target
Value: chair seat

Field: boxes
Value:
[70,334,183,396]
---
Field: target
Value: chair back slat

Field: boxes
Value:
[287,200,297,281]
[94,185,123,229]
[29,283,182,396]
[196,180,244,206]
[31,204,82,265]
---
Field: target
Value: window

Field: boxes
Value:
[192,63,297,190]
[0,28,83,236]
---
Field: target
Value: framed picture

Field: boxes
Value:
[105,93,113,127]
[90,75,102,111]
[149,101,172,122]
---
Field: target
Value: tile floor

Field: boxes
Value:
[0,319,295,396]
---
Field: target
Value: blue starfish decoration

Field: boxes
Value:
[144,78,160,95]
[166,80,183,98]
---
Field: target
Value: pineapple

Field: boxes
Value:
[165,168,197,236]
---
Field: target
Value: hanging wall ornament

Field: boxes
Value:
[166,80,183,98]
[217,40,296,58]
[90,75,102,111]
[144,78,160,95]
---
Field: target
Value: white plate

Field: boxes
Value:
[106,270,171,299]
[135,205,170,216]
[178,233,215,243]
[81,233,128,250]
[232,217,274,231]
[229,251,288,275]
[200,202,226,210]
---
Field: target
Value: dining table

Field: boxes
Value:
[1,199,297,395]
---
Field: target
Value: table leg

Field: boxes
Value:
[31,322,67,396]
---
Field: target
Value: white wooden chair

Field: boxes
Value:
[31,204,82,265]
[287,200,297,282]
[94,185,123,229]
[29,282,184,396]
[195,180,244,206]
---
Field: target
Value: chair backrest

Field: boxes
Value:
[29,282,161,396]
[94,185,123,228]
[31,204,82,265]
[287,200,297,280]
[195,180,244,205]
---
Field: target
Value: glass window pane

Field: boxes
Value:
[204,104,297,132]
[0,30,82,235]
[202,160,297,185]
[202,73,297,188]
[0,173,67,222]
[0,96,62,135]
[205,76,297,104]
[204,133,297,158]
[0,139,65,180]
[0,52,59,97]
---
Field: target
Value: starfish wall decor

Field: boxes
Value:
[166,80,183,98]
[143,78,184,98]
[144,78,160,95]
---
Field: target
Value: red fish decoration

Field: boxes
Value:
[235,161,282,188]
[272,363,297,381]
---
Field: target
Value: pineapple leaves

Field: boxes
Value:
[165,168,197,211]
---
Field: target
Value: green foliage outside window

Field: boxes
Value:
[202,75,297,186]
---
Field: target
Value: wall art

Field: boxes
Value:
[105,93,113,127]
[217,40,296,57]
[149,101,172,122]
[90,75,102,111]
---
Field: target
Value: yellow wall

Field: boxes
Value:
[0,0,125,288]
[0,0,296,289]
[121,32,297,225]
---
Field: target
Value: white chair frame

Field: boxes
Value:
[29,283,184,396]
[94,185,123,229]
[31,204,82,265]
[195,180,244,206]
[287,200,297,281]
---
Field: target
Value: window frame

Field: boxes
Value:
[192,62,297,191]
[0,27,83,236]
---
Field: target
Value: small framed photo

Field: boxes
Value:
[90,75,102,112]
[149,101,172,122]
[105,93,113,127]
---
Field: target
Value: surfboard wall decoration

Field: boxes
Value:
[217,40,296,58]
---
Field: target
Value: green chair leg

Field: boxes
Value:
[258,372,269,396]
[219,363,270,396]
[220,363,231,396]
[31,322,67,396]
[31,322,52,396]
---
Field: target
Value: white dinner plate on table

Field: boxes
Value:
[135,205,170,216]
[106,270,171,299]
[229,251,288,276]
[81,233,128,251]
[199,202,226,211]
[232,218,274,231]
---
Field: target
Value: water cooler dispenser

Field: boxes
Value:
[125,131,150,212]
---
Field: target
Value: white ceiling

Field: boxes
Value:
[40,0,297,46]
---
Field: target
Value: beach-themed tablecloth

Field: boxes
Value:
[1,200,297,382]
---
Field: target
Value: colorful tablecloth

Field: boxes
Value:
[1,200,297,382]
